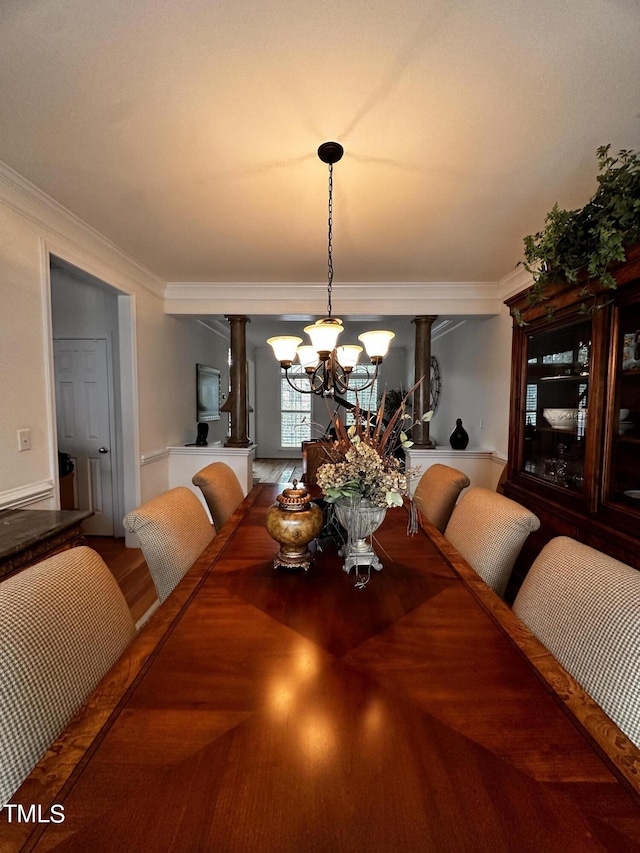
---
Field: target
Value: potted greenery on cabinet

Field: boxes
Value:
[516,145,640,324]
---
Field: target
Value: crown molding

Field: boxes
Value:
[498,263,533,301]
[0,158,524,313]
[194,318,231,340]
[0,160,166,299]
[164,281,502,316]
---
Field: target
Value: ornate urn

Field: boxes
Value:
[334,496,387,576]
[266,480,323,572]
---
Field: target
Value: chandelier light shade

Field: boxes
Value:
[357,329,395,362]
[335,344,363,370]
[266,336,302,367]
[267,141,394,396]
[304,317,343,356]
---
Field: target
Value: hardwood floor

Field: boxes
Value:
[90,458,303,625]
[87,535,157,626]
[253,458,303,484]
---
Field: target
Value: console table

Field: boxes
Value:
[0,509,93,580]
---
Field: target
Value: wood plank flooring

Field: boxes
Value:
[87,535,157,626]
[253,458,303,485]
[91,458,302,624]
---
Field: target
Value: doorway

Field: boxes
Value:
[50,258,136,538]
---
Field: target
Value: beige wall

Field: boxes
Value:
[1,203,55,503]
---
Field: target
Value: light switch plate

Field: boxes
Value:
[18,429,31,451]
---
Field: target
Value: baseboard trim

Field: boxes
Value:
[135,598,160,631]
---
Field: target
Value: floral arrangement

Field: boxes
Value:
[316,440,409,507]
[316,384,433,509]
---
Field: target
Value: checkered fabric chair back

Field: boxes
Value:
[413,463,470,533]
[444,486,540,597]
[0,546,135,806]
[192,462,244,531]
[514,536,640,748]
[123,486,214,603]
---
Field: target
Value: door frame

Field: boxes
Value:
[43,245,141,537]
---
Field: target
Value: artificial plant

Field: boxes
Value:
[519,145,640,322]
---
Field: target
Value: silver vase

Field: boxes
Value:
[334,496,387,577]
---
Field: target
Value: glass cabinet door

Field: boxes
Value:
[522,319,591,493]
[608,302,640,510]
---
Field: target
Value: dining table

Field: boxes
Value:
[2,482,640,852]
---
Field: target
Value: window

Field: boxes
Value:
[541,348,575,364]
[344,372,378,424]
[525,383,537,427]
[280,366,312,447]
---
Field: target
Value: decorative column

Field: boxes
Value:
[411,315,437,448]
[224,315,251,448]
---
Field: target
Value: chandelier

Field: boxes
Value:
[267,142,394,396]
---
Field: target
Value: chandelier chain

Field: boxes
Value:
[267,142,392,398]
[327,162,333,317]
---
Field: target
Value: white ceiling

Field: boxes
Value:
[1,0,639,287]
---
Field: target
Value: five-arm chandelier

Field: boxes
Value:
[267,142,394,396]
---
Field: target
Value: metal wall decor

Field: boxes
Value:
[430,356,441,412]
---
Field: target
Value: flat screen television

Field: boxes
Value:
[196,364,221,421]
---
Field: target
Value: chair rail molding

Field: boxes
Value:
[140,448,171,466]
[0,480,56,511]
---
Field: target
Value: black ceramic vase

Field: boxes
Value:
[195,422,209,446]
[449,418,469,450]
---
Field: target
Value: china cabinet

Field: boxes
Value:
[503,244,640,599]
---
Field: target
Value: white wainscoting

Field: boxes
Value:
[404,448,506,494]
[167,444,256,519]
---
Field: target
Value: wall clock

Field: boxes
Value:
[430,356,441,413]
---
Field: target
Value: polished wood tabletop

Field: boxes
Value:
[2,484,640,852]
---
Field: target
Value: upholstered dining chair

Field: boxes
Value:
[192,461,244,531]
[444,486,540,597]
[513,536,640,748]
[123,486,215,603]
[413,463,470,533]
[0,546,135,805]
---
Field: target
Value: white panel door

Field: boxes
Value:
[54,338,114,535]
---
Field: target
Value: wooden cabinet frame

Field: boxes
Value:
[502,245,640,599]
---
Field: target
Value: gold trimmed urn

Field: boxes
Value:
[266,480,323,572]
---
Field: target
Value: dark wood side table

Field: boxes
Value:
[301,440,334,484]
[0,509,93,581]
